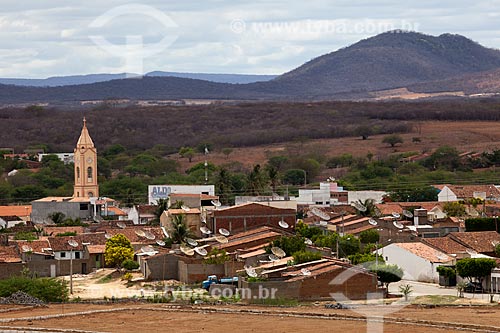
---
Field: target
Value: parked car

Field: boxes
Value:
[464,281,483,293]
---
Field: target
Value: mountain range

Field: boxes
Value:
[1,31,500,104]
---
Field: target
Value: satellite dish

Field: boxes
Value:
[278,219,289,229]
[200,226,212,235]
[156,240,165,246]
[211,200,222,207]
[393,221,404,229]
[144,231,156,240]
[68,239,79,248]
[368,218,378,226]
[466,248,478,256]
[194,246,208,256]
[135,229,146,237]
[141,245,155,253]
[327,177,336,182]
[311,207,330,220]
[403,210,414,218]
[180,244,195,256]
[21,245,33,253]
[200,216,206,224]
[185,238,198,247]
[33,224,43,232]
[304,238,313,246]
[181,205,190,212]
[392,212,401,219]
[105,233,112,239]
[245,266,258,278]
[117,222,126,229]
[161,226,170,238]
[436,253,448,261]
[301,268,311,276]
[269,254,280,261]
[271,246,286,258]
[219,228,230,236]
[352,201,367,212]
[214,235,228,244]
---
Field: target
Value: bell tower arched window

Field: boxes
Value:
[76,167,80,179]
[87,167,93,182]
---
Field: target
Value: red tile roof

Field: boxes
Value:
[437,184,500,199]
[0,205,31,217]
[48,233,107,251]
[422,237,469,255]
[103,227,164,244]
[449,231,500,253]
[0,245,21,263]
[394,242,453,263]
[44,226,85,236]
[13,239,52,255]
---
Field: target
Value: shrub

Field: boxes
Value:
[122,259,139,270]
[292,250,322,265]
[56,232,77,237]
[436,266,456,279]
[0,276,68,302]
[13,231,37,241]
[121,272,133,281]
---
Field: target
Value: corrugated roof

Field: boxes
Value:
[87,244,106,254]
[106,206,127,216]
[394,242,453,263]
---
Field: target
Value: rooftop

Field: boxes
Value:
[0,245,21,263]
[422,237,469,255]
[0,205,31,217]
[449,231,500,253]
[393,242,453,263]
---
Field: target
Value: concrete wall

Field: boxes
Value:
[31,201,93,224]
[178,261,225,284]
[0,263,23,279]
[143,254,180,281]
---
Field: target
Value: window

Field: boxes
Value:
[60,252,66,258]
[80,204,89,210]
[75,252,80,259]
[87,167,93,181]
[76,167,80,179]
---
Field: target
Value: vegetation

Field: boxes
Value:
[348,253,384,266]
[292,250,322,265]
[267,236,306,257]
[456,258,496,284]
[204,248,230,265]
[122,259,140,271]
[382,134,404,147]
[359,229,380,244]
[0,274,68,302]
[170,214,193,244]
[104,234,134,268]
[436,266,456,279]
[399,284,413,301]
[465,218,499,232]
[13,231,37,241]
[370,264,403,293]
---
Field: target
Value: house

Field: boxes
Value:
[0,205,31,222]
[101,226,164,250]
[235,196,298,210]
[376,242,454,283]
[207,202,296,234]
[435,184,500,202]
[169,193,219,209]
[160,208,202,237]
[448,231,500,257]
[127,205,157,225]
[0,245,23,279]
[43,226,86,236]
[239,258,379,301]
[422,237,470,259]
[38,153,74,165]
[47,233,107,275]
[297,182,331,207]
[0,216,26,229]
[15,239,57,277]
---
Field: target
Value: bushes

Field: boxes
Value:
[122,259,139,270]
[465,218,498,232]
[0,276,68,302]
[292,251,322,265]
[436,266,456,278]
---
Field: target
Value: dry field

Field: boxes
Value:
[1,303,500,333]
[173,121,500,174]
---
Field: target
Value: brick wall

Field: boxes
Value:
[0,263,23,279]
[143,254,180,281]
[178,261,225,284]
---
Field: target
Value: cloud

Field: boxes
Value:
[0,0,499,77]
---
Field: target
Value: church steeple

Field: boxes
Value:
[73,118,99,198]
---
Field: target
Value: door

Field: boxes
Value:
[50,264,56,278]
[82,263,87,274]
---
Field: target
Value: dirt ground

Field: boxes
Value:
[172,121,500,173]
[1,304,500,333]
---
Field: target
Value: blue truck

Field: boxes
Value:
[202,275,239,290]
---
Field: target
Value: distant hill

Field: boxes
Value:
[1,31,500,103]
[0,72,276,87]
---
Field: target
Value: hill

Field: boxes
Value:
[0,72,276,87]
[1,31,500,103]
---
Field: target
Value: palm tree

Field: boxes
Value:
[170,214,193,244]
[356,199,380,217]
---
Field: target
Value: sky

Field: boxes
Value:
[1,0,500,78]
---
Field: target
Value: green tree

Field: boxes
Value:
[222,148,233,159]
[179,147,195,162]
[153,198,169,224]
[268,235,306,257]
[456,258,496,285]
[282,169,306,185]
[246,164,269,195]
[386,185,438,202]
[370,264,403,294]
[293,250,322,264]
[49,212,66,224]
[382,134,404,148]
[104,234,134,268]
[355,125,374,140]
[423,146,461,171]
[359,229,380,244]
[443,201,466,217]
[170,214,193,244]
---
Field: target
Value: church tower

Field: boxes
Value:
[73,118,99,198]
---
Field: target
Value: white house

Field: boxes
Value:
[437,184,500,202]
[376,242,454,283]
[0,216,26,229]
[297,182,331,206]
